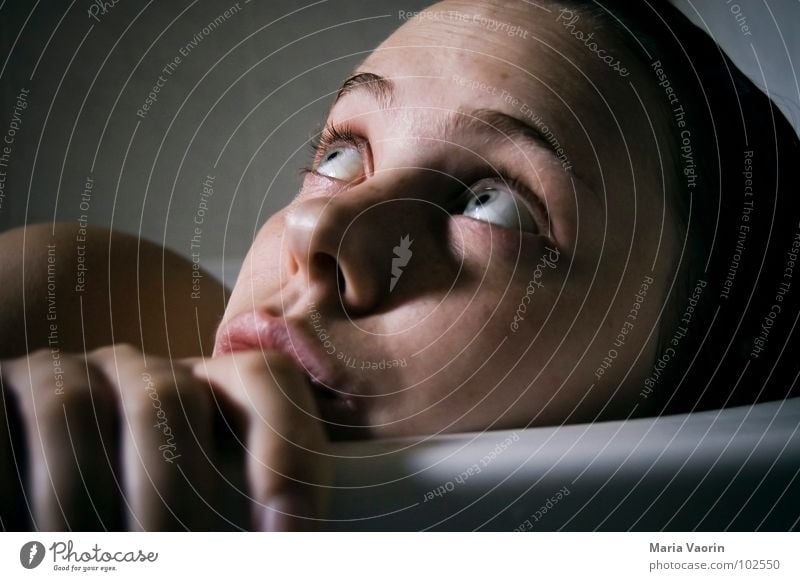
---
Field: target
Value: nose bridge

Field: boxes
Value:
[341,188,427,241]
[285,187,414,258]
[283,175,443,313]
[293,171,442,251]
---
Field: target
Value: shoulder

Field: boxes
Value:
[0,223,227,358]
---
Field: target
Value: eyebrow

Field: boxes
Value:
[334,72,568,166]
[334,72,394,109]
[450,108,564,161]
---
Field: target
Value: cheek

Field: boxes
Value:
[403,247,564,375]
[449,215,535,264]
[361,249,569,434]
[403,218,570,361]
[225,216,286,311]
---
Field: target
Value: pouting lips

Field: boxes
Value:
[214,310,358,422]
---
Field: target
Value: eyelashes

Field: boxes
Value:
[299,122,552,237]
[307,122,360,167]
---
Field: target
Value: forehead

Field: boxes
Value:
[366,3,571,103]
[352,3,648,188]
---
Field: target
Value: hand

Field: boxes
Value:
[0,344,331,531]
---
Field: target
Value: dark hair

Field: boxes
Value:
[564,0,800,413]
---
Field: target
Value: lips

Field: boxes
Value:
[214,311,356,419]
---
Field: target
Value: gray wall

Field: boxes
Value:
[672,0,800,131]
[0,0,430,285]
[1,0,798,286]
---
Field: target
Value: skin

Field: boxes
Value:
[225,0,679,436]
[0,0,680,529]
[0,223,225,359]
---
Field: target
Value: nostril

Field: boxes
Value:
[286,254,299,275]
[336,265,346,294]
[310,252,346,295]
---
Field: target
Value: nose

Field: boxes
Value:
[283,193,424,314]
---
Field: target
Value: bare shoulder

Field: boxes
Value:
[0,223,227,358]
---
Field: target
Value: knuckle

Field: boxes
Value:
[90,342,143,366]
[50,361,102,412]
[4,351,97,415]
[2,349,51,387]
[27,347,54,365]
[112,342,142,357]
[131,367,208,421]
[136,371,178,408]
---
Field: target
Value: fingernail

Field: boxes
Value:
[259,494,312,532]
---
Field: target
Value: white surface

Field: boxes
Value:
[327,397,800,530]
[672,0,800,132]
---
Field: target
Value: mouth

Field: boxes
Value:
[214,311,357,422]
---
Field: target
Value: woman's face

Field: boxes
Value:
[216,1,679,438]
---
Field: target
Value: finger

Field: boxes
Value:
[0,361,31,529]
[193,351,332,531]
[89,345,221,531]
[2,351,122,530]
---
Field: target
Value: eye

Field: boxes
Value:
[457,179,539,233]
[315,146,364,181]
